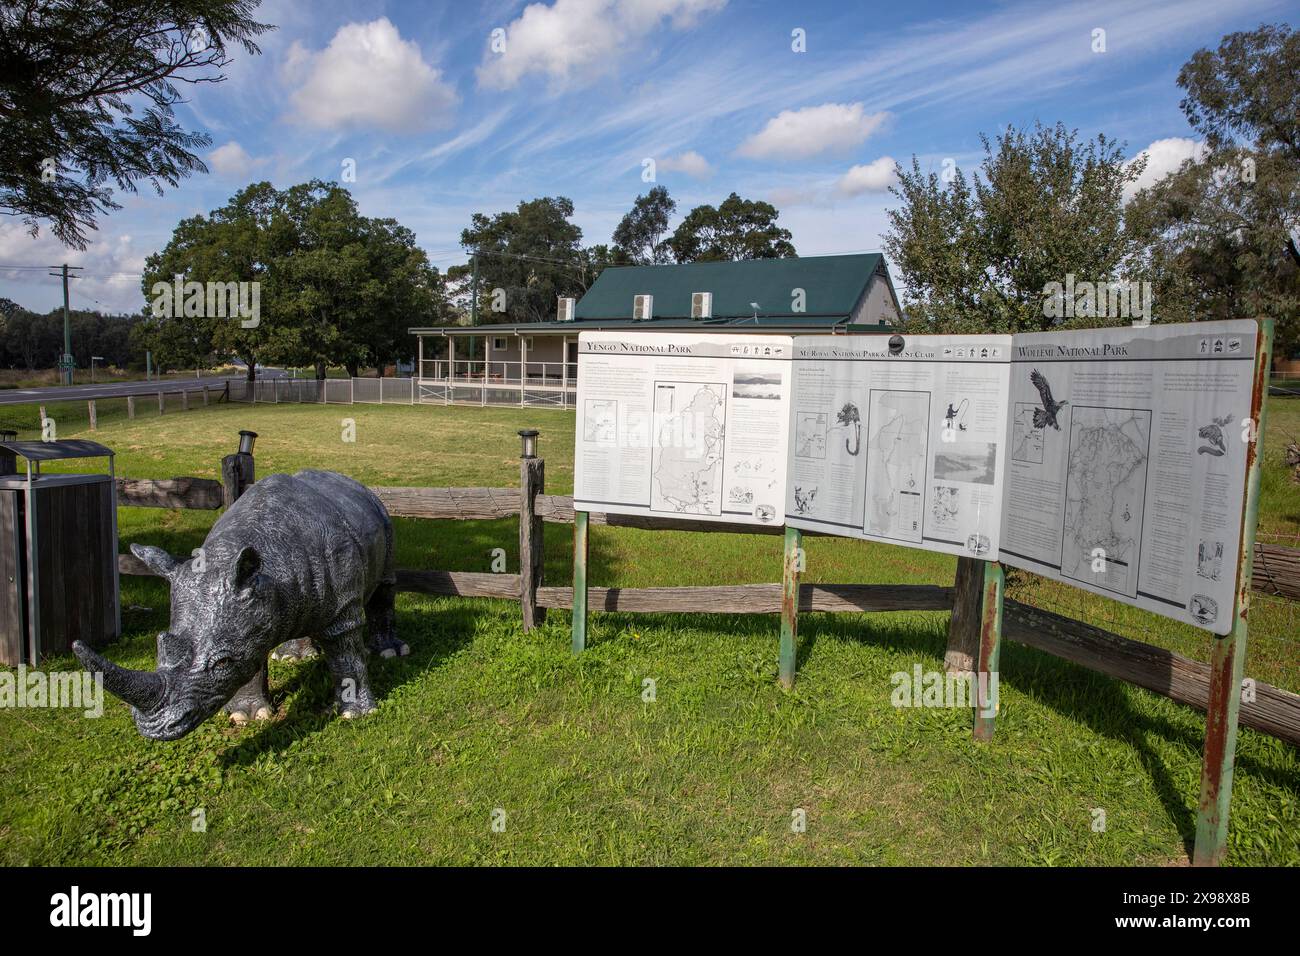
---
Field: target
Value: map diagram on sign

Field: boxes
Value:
[1061,406,1151,593]
[864,390,929,542]
[1012,402,1045,463]
[795,411,827,458]
[583,399,617,445]
[651,382,726,515]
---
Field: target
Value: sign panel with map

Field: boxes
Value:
[784,334,1013,559]
[573,331,792,526]
[999,319,1259,635]
[571,320,1263,635]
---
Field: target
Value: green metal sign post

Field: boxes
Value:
[571,510,589,655]
[779,526,802,688]
[1192,317,1274,867]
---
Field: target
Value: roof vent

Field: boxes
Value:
[557,297,575,321]
[691,292,712,319]
[632,294,653,321]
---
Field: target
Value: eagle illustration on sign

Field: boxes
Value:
[1030,369,1069,430]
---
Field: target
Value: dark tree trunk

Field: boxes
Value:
[314,361,326,381]
[244,357,256,382]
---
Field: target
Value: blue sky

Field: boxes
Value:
[1,0,1292,314]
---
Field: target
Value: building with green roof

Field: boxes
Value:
[408,253,899,407]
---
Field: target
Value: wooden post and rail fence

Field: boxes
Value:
[25,382,232,437]
[110,427,1300,753]
[109,322,1296,866]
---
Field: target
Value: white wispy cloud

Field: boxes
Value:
[284,18,458,132]
[837,157,899,195]
[477,0,726,91]
[208,141,262,178]
[737,103,889,161]
[0,223,147,313]
[659,150,713,179]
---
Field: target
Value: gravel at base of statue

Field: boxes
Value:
[73,470,405,741]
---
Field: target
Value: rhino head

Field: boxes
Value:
[74,543,279,740]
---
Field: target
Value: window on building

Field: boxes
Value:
[491,336,508,351]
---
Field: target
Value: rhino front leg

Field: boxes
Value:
[320,626,377,719]
[224,660,274,724]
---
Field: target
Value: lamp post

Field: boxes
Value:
[90,356,104,384]
[518,429,539,459]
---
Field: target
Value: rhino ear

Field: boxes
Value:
[131,543,181,580]
[232,546,261,590]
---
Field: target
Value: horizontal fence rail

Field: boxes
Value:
[112,478,1299,596]
[113,549,1300,746]
[1254,543,1300,601]
[7,382,232,435]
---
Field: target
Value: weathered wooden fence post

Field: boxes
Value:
[221,429,258,507]
[181,390,189,412]
[219,429,265,721]
[1193,317,1274,867]
[202,385,209,406]
[571,511,590,654]
[945,556,984,675]
[779,526,802,688]
[157,391,165,415]
[518,429,545,630]
[126,395,135,420]
[972,562,1005,742]
[88,400,97,431]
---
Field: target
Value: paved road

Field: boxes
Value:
[0,369,288,406]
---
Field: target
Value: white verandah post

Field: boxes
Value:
[519,333,527,407]
[446,335,453,406]
[561,334,569,409]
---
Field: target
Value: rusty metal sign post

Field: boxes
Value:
[1192,318,1274,866]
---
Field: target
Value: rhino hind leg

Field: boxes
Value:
[320,626,377,718]
[365,581,406,658]
[271,637,318,661]
[224,661,275,724]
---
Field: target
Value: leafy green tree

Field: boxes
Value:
[0,0,272,248]
[139,181,283,379]
[666,192,796,263]
[1,308,57,369]
[612,186,676,264]
[139,180,443,379]
[1125,23,1299,354]
[884,122,1142,332]
[269,183,443,377]
[453,197,587,324]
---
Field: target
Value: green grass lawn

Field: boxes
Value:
[1,397,1297,865]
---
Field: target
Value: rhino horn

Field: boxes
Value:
[73,641,165,713]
